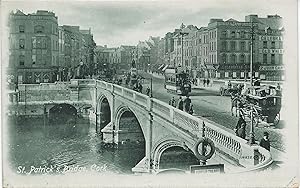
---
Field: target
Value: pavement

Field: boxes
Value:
[147,73,286,163]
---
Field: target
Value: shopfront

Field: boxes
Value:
[217,63,260,79]
[259,65,284,81]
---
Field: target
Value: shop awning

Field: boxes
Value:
[204,64,217,70]
[162,65,169,72]
[158,64,165,70]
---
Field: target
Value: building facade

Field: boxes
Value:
[9,10,59,84]
[164,15,284,81]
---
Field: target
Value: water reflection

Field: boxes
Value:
[8,116,145,175]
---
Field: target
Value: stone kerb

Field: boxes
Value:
[236,145,273,173]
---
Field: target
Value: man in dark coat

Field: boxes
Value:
[146,86,150,96]
[177,96,184,111]
[184,96,192,112]
[234,112,246,139]
[259,132,271,151]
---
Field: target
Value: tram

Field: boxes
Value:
[164,67,191,96]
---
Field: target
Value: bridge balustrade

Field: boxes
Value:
[92,80,272,170]
[152,99,171,119]
[14,79,272,172]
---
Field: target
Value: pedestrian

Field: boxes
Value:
[169,98,173,105]
[234,112,246,139]
[228,80,232,88]
[203,79,206,87]
[177,96,184,111]
[188,105,194,115]
[207,79,210,87]
[184,95,192,112]
[138,83,143,93]
[259,132,270,151]
[146,86,150,96]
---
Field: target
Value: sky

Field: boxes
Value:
[1,0,295,47]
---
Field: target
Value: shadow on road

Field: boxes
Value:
[189,92,220,97]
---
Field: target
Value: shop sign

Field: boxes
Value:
[219,64,259,71]
[259,65,284,71]
[190,164,224,174]
[217,22,256,27]
[259,36,283,41]
[259,49,284,54]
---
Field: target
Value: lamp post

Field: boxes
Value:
[248,22,256,144]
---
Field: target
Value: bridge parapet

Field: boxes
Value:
[13,79,273,172]
[93,80,273,171]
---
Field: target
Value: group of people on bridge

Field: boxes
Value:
[169,96,193,115]
[234,110,270,151]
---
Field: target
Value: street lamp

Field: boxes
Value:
[248,104,256,145]
[247,22,257,144]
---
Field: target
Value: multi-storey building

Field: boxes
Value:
[206,18,255,79]
[168,15,284,81]
[246,15,284,81]
[9,10,59,84]
[80,29,96,76]
[173,24,198,74]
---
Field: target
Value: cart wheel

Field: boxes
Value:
[274,113,280,126]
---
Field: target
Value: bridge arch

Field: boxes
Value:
[48,103,77,124]
[96,94,112,131]
[152,139,199,171]
[114,105,146,144]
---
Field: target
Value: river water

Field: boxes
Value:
[7,116,145,175]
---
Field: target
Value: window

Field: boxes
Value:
[279,41,283,48]
[240,54,245,64]
[32,55,36,65]
[240,41,245,51]
[240,31,245,38]
[263,41,268,48]
[177,38,181,45]
[225,72,229,78]
[230,41,236,51]
[34,25,45,33]
[32,37,47,49]
[271,54,275,64]
[271,41,276,49]
[221,41,227,51]
[19,25,25,33]
[19,39,25,49]
[221,31,227,38]
[279,54,283,64]
[19,55,25,66]
[263,54,268,64]
[231,31,236,38]
[230,54,236,63]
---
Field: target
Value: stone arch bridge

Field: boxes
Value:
[11,79,273,174]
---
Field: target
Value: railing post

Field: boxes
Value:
[201,122,207,165]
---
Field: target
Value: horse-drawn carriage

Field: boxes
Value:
[231,85,282,127]
[220,81,243,96]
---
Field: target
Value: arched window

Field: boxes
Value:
[230,54,236,64]
[34,25,45,33]
[240,54,245,64]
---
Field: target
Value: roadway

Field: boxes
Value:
[138,72,285,153]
